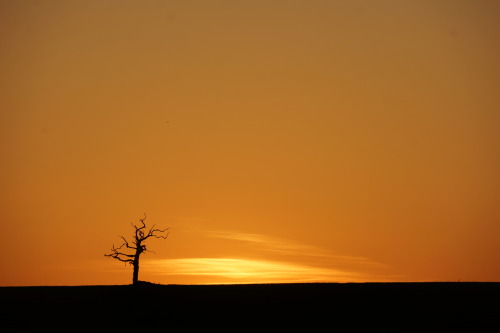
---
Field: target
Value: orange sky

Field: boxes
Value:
[1,0,499,286]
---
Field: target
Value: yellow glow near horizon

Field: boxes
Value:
[135,229,400,285]
[143,258,363,284]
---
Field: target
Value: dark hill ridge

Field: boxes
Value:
[1,282,499,331]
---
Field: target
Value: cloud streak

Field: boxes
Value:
[140,229,399,284]
[205,230,386,268]
[205,230,332,257]
[144,257,362,284]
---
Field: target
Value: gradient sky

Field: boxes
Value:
[1,0,499,286]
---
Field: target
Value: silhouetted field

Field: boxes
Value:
[1,282,499,331]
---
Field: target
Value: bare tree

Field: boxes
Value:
[105,214,169,285]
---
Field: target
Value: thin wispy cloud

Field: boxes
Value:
[205,230,331,257]
[205,230,387,269]
[140,229,399,284]
[144,258,362,284]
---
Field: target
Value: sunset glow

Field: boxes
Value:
[138,229,393,284]
[1,0,499,286]
[144,258,360,284]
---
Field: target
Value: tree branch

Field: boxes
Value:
[105,253,134,262]
[104,249,135,265]
[132,213,148,244]
[120,236,136,249]
[144,226,170,240]
[105,242,136,264]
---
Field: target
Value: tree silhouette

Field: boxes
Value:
[105,214,169,285]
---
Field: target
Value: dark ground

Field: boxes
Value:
[1,282,499,331]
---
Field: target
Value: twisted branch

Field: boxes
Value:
[105,213,170,265]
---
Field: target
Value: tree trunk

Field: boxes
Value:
[132,254,140,285]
